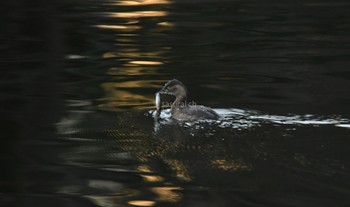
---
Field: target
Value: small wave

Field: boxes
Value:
[336,124,350,129]
[147,108,350,130]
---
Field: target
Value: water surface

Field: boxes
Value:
[1,0,350,206]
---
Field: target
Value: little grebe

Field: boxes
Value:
[155,79,220,121]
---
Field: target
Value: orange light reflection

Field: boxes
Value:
[99,81,158,110]
[128,60,163,65]
[95,24,141,30]
[157,21,174,27]
[128,200,155,207]
[151,187,182,202]
[110,0,171,6]
[98,0,173,111]
[107,11,168,18]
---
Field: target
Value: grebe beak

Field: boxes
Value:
[158,88,174,95]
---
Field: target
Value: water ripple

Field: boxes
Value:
[148,108,350,130]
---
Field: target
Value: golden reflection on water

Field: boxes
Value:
[136,165,183,203]
[157,21,174,27]
[97,0,172,111]
[99,81,156,110]
[109,0,171,6]
[107,11,169,18]
[128,200,156,206]
[95,24,141,31]
[151,186,182,203]
[151,187,182,202]
[128,60,164,65]
[138,165,165,182]
[102,51,165,59]
[142,174,164,182]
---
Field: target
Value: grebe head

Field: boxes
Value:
[158,79,187,98]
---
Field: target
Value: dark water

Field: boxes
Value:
[1,0,350,206]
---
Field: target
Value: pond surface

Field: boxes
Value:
[1,0,350,206]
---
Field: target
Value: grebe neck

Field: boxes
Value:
[172,95,187,108]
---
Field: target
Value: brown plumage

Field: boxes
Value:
[157,79,220,121]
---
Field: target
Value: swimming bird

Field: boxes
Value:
[155,79,220,121]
